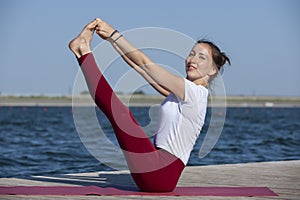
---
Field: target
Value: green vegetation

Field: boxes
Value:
[132,90,145,95]
[0,95,299,107]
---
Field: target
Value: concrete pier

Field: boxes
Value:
[0,160,299,199]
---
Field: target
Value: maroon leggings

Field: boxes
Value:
[78,53,185,192]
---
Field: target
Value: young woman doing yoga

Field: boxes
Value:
[69,18,230,192]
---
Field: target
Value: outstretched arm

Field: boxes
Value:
[111,42,171,97]
[95,18,185,100]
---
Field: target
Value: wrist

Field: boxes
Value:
[111,31,121,40]
[109,30,118,38]
[108,31,123,43]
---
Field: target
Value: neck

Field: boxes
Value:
[193,76,209,87]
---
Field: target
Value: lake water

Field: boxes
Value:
[0,106,299,178]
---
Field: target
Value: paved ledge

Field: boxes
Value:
[0,160,299,199]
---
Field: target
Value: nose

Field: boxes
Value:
[189,55,198,63]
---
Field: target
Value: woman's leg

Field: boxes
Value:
[78,53,184,192]
[78,53,155,153]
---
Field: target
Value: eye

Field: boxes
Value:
[188,51,195,56]
[199,56,206,60]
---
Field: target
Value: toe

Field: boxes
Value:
[85,19,98,29]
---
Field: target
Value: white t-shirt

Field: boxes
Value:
[154,79,208,165]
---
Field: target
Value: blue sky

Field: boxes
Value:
[0,0,299,96]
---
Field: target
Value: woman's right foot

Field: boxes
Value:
[69,19,98,58]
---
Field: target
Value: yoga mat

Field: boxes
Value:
[0,186,277,196]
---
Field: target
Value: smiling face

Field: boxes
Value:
[185,43,216,84]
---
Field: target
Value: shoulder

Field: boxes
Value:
[182,79,208,103]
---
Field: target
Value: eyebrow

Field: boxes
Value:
[190,50,208,57]
[198,52,207,57]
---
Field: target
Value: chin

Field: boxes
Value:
[186,75,196,82]
[187,73,202,81]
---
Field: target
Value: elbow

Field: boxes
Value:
[139,57,153,72]
[133,50,152,71]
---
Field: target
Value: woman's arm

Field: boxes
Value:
[95,18,185,100]
[111,41,171,97]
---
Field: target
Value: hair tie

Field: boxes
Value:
[109,30,118,38]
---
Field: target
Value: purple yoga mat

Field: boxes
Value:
[0,186,277,196]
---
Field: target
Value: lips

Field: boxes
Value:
[187,65,197,71]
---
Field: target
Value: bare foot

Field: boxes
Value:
[69,19,98,58]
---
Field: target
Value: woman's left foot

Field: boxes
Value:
[69,19,98,58]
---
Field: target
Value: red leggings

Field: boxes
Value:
[78,53,185,192]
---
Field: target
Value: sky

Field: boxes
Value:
[0,0,299,97]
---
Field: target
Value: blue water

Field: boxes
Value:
[0,106,299,178]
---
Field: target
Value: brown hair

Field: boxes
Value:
[197,39,231,72]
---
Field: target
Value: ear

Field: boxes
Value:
[208,66,217,76]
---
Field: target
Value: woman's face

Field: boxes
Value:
[185,43,215,82]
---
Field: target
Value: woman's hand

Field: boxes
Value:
[95,18,115,40]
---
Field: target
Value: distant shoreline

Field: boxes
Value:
[0,95,299,107]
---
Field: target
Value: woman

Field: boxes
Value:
[69,18,230,192]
